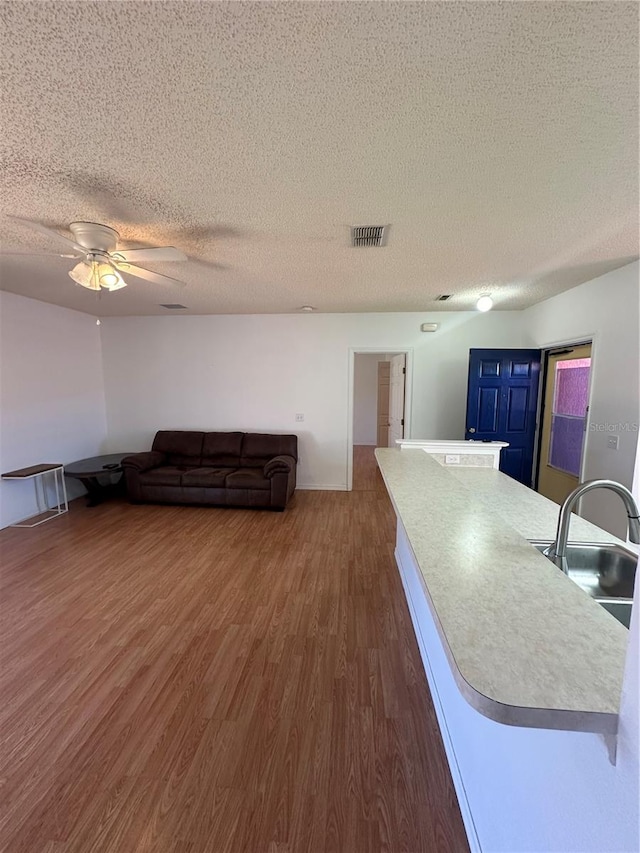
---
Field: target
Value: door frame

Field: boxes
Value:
[347,347,414,491]
[533,334,596,499]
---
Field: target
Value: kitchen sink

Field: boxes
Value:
[598,600,633,630]
[529,540,637,629]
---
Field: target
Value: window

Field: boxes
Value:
[549,358,591,477]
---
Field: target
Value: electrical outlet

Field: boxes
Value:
[607,435,619,450]
[445,454,460,465]
[295,413,305,422]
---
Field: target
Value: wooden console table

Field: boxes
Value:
[1,464,69,527]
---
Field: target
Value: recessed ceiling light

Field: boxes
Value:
[476,295,494,312]
[299,305,316,312]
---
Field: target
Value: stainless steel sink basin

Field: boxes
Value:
[598,600,633,630]
[529,540,637,629]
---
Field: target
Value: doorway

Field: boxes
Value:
[348,349,411,491]
[536,342,592,505]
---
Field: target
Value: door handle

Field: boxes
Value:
[468,427,476,433]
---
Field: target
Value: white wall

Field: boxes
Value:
[0,292,108,527]
[100,311,524,489]
[353,353,387,445]
[521,261,640,538]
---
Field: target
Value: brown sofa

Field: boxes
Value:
[122,430,297,510]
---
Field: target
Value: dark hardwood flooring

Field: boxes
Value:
[0,447,468,852]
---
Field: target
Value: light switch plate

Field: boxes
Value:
[295,413,305,422]
[607,435,619,450]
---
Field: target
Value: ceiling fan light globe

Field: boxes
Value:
[104,271,127,291]
[69,261,100,290]
[97,262,119,288]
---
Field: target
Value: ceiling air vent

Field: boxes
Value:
[160,303,188,310]
[351,225,387,247]
[436,294,452,301]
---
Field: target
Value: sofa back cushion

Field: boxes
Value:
[201,432,244,467]
[152,431,205,466]
[240,433,298,468]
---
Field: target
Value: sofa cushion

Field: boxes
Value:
[121,451,166,473]
[239,433,298,468]
[139,466,191,487]
[201,432,244,467]
[263,455,295,478]
[152,431,205,466]
[225,468,271,491]
[182,467,238,488]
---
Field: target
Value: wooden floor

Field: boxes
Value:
[0,447,468,853]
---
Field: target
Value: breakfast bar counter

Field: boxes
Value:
[375,447,639,853]
[375,447,628,732]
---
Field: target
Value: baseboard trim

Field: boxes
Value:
[297,484,348,492]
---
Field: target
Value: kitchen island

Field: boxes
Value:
[375,447,639,853]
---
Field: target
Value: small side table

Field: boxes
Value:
[64,453,133,506]
[1,464,69,527]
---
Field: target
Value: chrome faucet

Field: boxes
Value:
[544,479,640,574]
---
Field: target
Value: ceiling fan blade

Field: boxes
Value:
[0,250,80,258]
[116,262,185,287]
[113,246,187,264]
[8,216,87,254]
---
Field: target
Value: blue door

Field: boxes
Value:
[465,349,541,485]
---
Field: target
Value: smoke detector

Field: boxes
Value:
[351,225,387,247]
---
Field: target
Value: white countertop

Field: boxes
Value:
[375,447,631,733]
[395,439,508,448]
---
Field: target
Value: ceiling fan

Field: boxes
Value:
[3,217,187,291]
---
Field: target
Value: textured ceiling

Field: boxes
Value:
[0,1,638,316]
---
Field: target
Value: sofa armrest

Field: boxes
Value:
[121,451,166,473]
[263,454,296,479]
